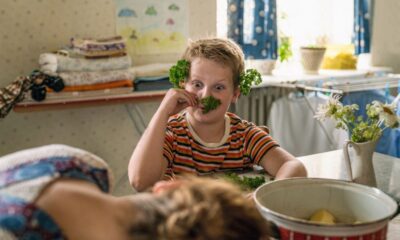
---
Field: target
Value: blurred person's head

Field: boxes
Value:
[129,177,270,240]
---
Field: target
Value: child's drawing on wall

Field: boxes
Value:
[115,0,188,57]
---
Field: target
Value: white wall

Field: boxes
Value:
[371,0,400,73]
[0,0,217,195]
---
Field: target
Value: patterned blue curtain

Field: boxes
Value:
[227,0,277,60]
[353,0,371,55]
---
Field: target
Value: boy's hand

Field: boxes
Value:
[152,180,183,194]
[160,88,198,116]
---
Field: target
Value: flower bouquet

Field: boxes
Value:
[314,94,399,186]
[314,95,400,143]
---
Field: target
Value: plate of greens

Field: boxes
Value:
[215,167,273,191]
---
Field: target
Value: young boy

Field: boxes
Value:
[129,38,307,191]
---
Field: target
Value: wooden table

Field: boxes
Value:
[298,150,400,239]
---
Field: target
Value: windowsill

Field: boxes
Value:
[256,67,393,88]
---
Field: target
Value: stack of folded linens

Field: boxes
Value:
[32,36,135,101]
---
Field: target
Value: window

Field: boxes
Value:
[277,0,353,49]
[217,0,228,38]
[217,0,354,49]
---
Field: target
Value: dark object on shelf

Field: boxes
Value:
[29,70,65,101]
[45,76,65,92]
[31,84,47,101]
[134,76,172,91]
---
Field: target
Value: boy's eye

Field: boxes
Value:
[215,85,225,91]
[192,81,203,88]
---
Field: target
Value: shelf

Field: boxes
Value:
[13,69,395,113]
[14,90,166,112]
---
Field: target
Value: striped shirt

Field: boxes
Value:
[163,112,279,178]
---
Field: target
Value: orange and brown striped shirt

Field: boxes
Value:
[163,112,279,178]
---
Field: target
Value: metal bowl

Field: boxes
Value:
[254,178,398,239]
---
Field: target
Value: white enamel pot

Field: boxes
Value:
[254,178,398,239]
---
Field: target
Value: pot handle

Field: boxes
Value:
[343,140,358,182]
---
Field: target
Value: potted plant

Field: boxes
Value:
[272,36,293,74]
[278,36,293,63]
[300,45,326,74]
[245,59,276,75]
[248,36,291,75]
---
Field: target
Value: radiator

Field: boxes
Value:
[231,86,292,126]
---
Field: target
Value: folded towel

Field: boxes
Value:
[131,63,173,77]
[54,68,135,86]
[78,50,127,59]
[71,36,126,52]
[135,78,172,92]
[134,75,169,83]
[39,53,132,73]
[47,79,133,92]
[42,87,134,100]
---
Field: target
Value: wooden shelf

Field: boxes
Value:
[14,90,166,112]
[13,69,393,113]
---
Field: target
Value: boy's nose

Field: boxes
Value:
[199,87,212,98]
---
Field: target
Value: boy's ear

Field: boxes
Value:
[231,88,241,103]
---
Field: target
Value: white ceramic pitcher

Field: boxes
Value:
[343,140,377,187]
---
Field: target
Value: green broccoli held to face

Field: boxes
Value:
[169,60,190,89]
[200,96,221,114]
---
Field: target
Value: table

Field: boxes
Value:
[298,150,400,239]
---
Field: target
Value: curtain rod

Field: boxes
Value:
[269,75,400,94]
[268,83,343,95]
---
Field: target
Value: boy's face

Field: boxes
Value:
[184,57,240,124]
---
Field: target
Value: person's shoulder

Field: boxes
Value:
[0,144,113,193]
[168,112,186,122]
[167,112,187,128]
[227,112,256,130]
[0,144,109,168]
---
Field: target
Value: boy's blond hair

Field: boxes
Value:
[130,177,271,240]
[182,38,245,89]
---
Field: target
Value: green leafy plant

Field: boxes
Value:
[169,60,190,88]
[239,69,262,96]
[223,172,266,191]
[200,96,221,114]
[315,95,400,143]
[278,37,293,62]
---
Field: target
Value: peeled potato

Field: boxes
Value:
[309,209,336,224]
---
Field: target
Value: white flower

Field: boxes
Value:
[314,95,342,120]
[367,101,382,118]
[380,104,399,128]
[314,104,330,120]
[315,96,400,143]
[328,94,342,106]
[368,100,399,128]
